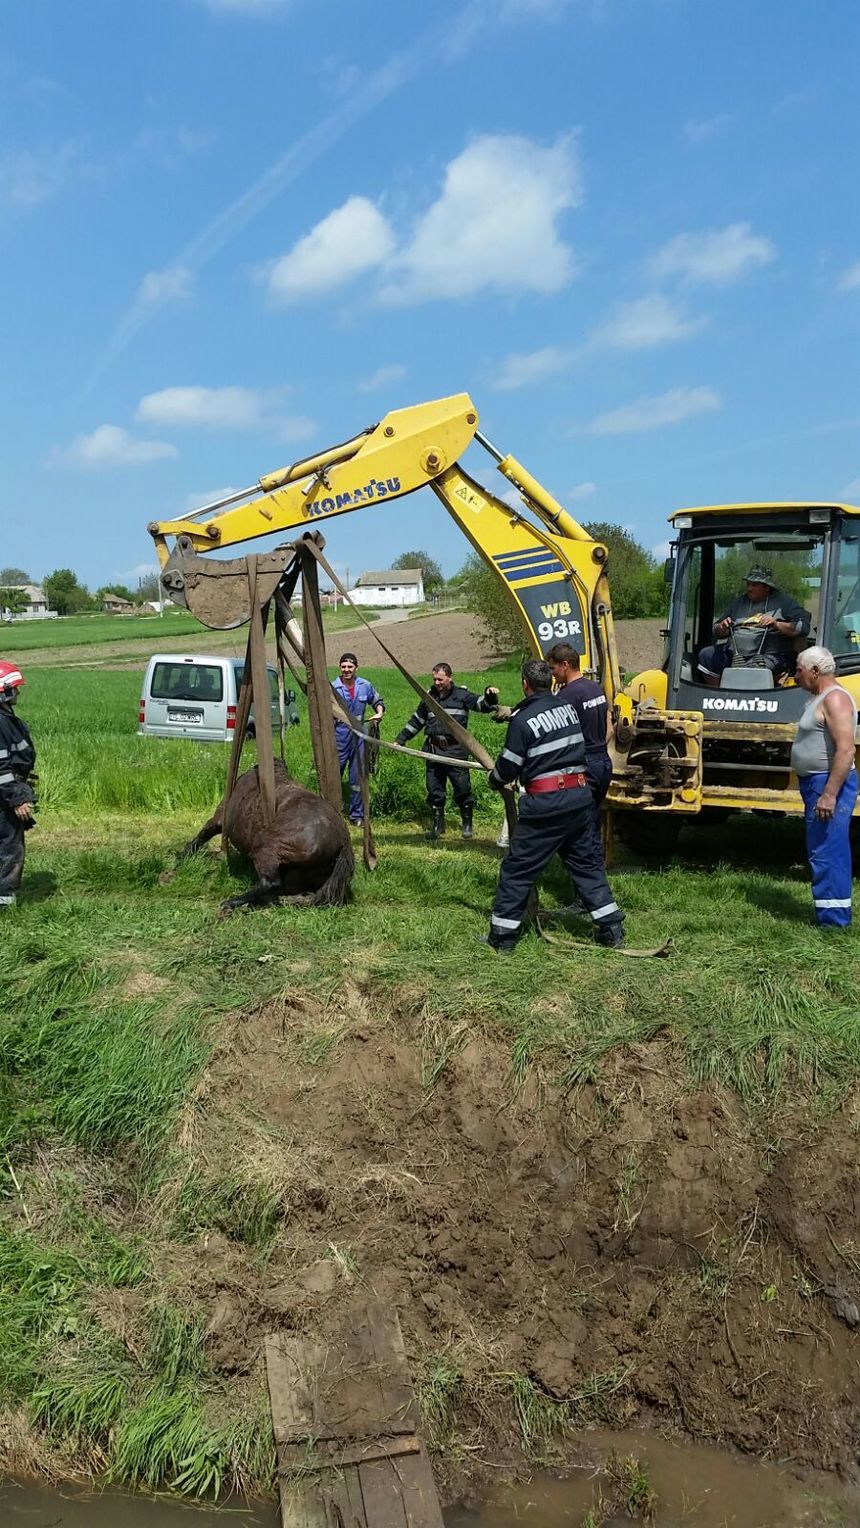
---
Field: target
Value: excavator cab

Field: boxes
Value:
[614,503,860,823]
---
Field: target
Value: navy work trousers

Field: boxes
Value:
[0,811,25,905]
[798,769,857,927]
[426,755,473,812]
[489,791,621,947]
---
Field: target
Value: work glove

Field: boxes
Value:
[394,732,408,747]
[492,705,513,723]
[484,685,500,705]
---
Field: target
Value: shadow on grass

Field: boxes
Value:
[739,880,814,924]
[19,870,57,905]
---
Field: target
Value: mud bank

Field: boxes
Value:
[141,1003,860,1503]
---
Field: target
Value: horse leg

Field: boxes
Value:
[178,808,223,860]
[219,846,281,916]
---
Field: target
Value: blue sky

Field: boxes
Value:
[2,0,859,591]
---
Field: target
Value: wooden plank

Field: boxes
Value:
[395,1451,446,1528]
[357,1458,409,1528]
[280,1435,420,1471]
[366,1304,419,1432]
[266,1311,444,1528]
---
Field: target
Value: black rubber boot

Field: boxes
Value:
[460,806,474,839]
[595,922,625,949]
[427,805,446,841]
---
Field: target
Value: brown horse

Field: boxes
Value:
[179,761,354,914]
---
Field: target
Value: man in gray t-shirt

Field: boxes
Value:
[698,565,810,685]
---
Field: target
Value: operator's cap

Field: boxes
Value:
[744,565,777,588]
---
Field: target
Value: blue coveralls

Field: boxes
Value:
[797,772,858,928]
[331,675,385,824]
[487,690,622,949]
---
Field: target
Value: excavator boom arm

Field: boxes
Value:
[147,392,616,690]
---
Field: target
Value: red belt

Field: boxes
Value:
[525,771,588,795]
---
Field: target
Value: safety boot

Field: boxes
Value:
[460,806,474,839]
[595,922,625,950]
[427,805,446,840]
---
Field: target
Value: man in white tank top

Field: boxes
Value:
[790,647,858,928]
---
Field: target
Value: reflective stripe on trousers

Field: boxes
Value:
[797,769,857,928]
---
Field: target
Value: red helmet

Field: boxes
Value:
[0,661,24,698]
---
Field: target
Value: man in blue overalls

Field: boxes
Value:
[331,653,385,825]
[791,645,858,927]
[483,658,624,952]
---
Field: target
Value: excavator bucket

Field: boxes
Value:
[159,536,300,630]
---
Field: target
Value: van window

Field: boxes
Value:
[151,662,224,703]
[233,664,279,701]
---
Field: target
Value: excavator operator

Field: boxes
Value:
[697,565,810,687]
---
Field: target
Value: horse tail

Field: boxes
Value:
[281,842,355,908]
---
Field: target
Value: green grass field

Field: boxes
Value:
[1,663,859,1501]
[0,603,377,657]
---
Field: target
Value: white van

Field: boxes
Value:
[138,654,299,742]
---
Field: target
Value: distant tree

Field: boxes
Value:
[583,522,666,620]
[136,571,161,602]
[713,546,815,612]
[97,584,136,604]
[392,549,444,592]
[458,553,530,656]
[44,568,93,616]
[0,587,27,621]
[0,567,30,586]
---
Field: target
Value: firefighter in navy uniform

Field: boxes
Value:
[483,658,623,952]
[0,662,37,909]
[395,662,499,839]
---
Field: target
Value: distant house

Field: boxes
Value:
[102,594,135,614]
[0,584,56,621]
[348,569,424,608]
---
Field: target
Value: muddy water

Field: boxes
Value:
[1,1433,855,1527]
[448,1430,857,1527]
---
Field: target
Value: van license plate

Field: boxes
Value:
[169,709,202,723]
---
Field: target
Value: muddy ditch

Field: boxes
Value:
[140,996,860,1504]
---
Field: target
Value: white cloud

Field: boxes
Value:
[267,196,394,302]
[137,266,194,306]
[181,486,241,513]
[360,364,407,393]
[494,294,699,390]
[838,261,860,292]
[136,384,315,441]
[136,385,267,430]
[277,415,317,443]
[683,113,735,144]
[650,538,673,561]
[569,481,596,502]
[55,425,178,469]
[494,346,573,391]
[0,140,85,210]
[588,293,701,350]
[650,223,775,286]
[587,386,722,436]
[842,478,860,501]
[384,133,581,303]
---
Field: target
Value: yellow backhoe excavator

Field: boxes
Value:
[147,393,860,843]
